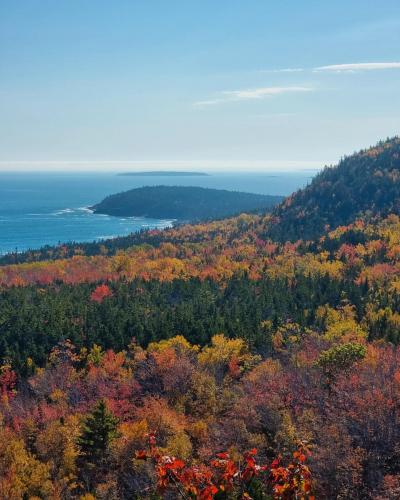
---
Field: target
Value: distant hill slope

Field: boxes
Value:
[91,185,283,221]
[269,137,400,241]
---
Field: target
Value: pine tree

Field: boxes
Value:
[77,399,119,491]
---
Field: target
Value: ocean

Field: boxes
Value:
[0,170,316,254]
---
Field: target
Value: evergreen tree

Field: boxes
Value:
[77,399,119,491]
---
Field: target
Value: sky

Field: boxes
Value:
[0,0,400,171]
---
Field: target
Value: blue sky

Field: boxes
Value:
[1,0,400,171]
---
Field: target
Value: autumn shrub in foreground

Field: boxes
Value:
[135,432,313,499]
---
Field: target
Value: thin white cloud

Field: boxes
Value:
[224,86,312,99]
[194,86,313,107]
[273,68,304,73]
[314,62,400,72]
[193,98,226,107]
[194,60,400,108]
[259,61,400,74]
[259,67,304,73]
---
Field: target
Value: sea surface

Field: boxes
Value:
[0,170,316,254]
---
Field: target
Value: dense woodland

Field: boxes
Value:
[91,185,283,220]
[270,137,400,241]
[1,139,400,498]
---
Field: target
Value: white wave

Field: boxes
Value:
[52,208,75,215]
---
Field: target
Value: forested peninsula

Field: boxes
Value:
[90,185,283,220]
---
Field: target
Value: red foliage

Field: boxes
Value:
[90,284,113,303]
[228,356,241,379]
[0,366,17,400]
[136,433,313,499]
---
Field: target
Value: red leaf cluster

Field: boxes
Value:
[90,284,113,303]
[136,434,313,499]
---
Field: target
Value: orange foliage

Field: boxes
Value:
[1,214,400,289]
[90,284,113,303]
[136,433,313,499]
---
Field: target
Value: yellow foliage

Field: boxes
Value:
[119,420,148,446]
[35,415,80,483]
[271,322,307,352]
[244,358,282,386]
[187,420,209,441]
[390,277,400,294]
[188,371,217,416]
[165,431,192,460]
[87,343,104,366]
[324,320,367,343]
[148,335,199,354]
[198,334,260,373]
[316,304,367,343]
[49,388,67,403]
[0,428,52,499]
[135,397,186,446]
[275,411,298,452]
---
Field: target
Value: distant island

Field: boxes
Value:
[90,185,283,221]
[118,171,209,177]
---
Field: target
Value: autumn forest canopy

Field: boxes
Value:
[2,138,400,499]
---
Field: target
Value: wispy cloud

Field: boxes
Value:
[192,99,224,107]
[223,86,312,99]
[194,61,400,108]
[260,61,400,74]
[265,68,304,73]
[194,86,313,107]
[314,62,400,73]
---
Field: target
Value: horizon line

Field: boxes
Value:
[0,159,328,173]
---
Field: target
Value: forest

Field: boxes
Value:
[90,185,282,220]
[1,138,400,499]
[270,137,400,241]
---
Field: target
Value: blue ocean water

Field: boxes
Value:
[0,171,316,254]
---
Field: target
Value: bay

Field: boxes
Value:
[0,170,315,254]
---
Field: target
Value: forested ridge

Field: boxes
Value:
[91,185,283,220]
[269,136,400,241]
[1,139,400,498]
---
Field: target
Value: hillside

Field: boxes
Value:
[91,185,283,220]
[269,137,400,241]
[2,138,400,498]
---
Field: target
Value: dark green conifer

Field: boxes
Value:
[77,399,119,491]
